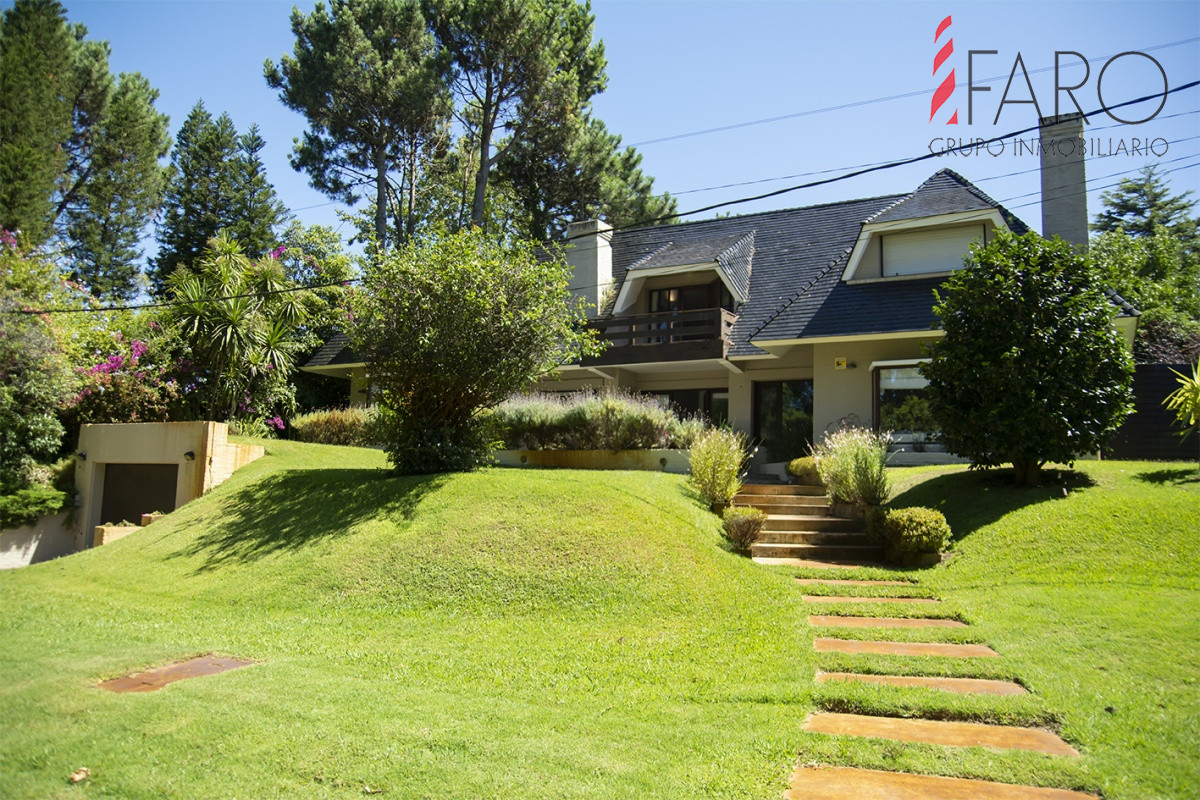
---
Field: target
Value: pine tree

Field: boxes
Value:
[1093,164,1199,254]
[64,73,171,300]
[0,0,74,244]
[151,104,286,295]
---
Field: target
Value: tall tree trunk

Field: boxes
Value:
[470,82,496,229]
[374,137,388,250]
[1011,458,1041,488]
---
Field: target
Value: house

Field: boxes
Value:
[302,115,1138,471]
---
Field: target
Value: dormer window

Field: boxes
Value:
[880,222,987,277]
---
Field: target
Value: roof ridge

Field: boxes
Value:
[716,229,755,264]
[611,192,910,238]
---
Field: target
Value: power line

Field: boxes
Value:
[629,37,1200,147]
[10,82,1198,316]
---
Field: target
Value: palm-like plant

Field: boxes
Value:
[166,233,305,420]
[1165,357,1200,472]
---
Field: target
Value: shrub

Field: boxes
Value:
[812,427,891,506]
[290,406,378,447]
[722,506,766,550]
[491,390,703,451]
[787,456,820,485]
[864,505,888,545]
[884,507,952,554]
[689,428,751,509]
[0,487,68,529]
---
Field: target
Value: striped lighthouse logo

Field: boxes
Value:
[930,15,958,124]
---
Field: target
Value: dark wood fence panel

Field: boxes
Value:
[1105,363,1195,461]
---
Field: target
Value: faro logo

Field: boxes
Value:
[928,14,1169,125]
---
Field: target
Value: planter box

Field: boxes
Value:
[494,449,691,474]
[829,501,865,520]
[94,525,139,547]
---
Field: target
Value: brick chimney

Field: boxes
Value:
[564,219,613,318]
[1039,113,1088,249]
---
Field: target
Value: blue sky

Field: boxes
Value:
[38,0,1200,248]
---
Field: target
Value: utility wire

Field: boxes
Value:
[629,37,1200,147]
[9,81,1198,316]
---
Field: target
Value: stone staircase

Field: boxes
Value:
[734,483,884,564]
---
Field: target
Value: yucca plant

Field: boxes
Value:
[1164,357,1200,472]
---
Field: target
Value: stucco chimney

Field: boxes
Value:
[1039,113,1088,249]
[564,219,613,318]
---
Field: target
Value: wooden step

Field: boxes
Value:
[786,766,1098,799]
[763,515,862,533]
[758,531,874,546]
[738,482,826,496]
[815,638,999,658]
[734,497,830,515]
[803,595,940,605]
[808,615,965,629]
[815,671,1027,696]
[803,712,1078,756]
[750,542,885,561]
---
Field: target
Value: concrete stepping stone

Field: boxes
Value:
[804,595,940,604]
[795,578,911,586]
[809,615,965,629]
[815,638,999,658]
[804,712,1079,756]
[816,670,1028,696]
[98,655,253,693]
[786,766,1098,799]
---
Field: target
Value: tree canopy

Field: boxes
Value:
[151,103,288,295]
[0,0,169,298]
[349,228,597,473]
[1092,164,1199,255]
[923,230,1135,486]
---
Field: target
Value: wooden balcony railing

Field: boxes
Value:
[581,308,737,367]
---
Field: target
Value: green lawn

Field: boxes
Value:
[1,444,1197,798]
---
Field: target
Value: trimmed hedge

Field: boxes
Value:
[883,507,952,554]
[786,456,820,485]
[491,390,708,451]
[0,487,68,529]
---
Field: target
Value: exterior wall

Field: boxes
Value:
[0,512,74,570]
[76,422,264,548]
[349,368,371,406]
[812,336,938,439]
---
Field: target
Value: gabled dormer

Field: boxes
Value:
[612,230,755,314]
[841,170,1016,283]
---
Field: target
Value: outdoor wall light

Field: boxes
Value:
[77,451,86,461]
[184,451,195,461]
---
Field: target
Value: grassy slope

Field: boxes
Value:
[2,446,1197,799]
[796,461,1200,800]
[0,442,809,799]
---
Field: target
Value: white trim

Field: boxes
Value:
[868,358,931,371]
[840,209,1007,282]
[751,329,943,354]
[300,363,364,375]
[613,261,747,313]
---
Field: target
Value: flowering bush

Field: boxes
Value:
[491,390,707,450]
[689,428,752,510]
[64,329,180,430]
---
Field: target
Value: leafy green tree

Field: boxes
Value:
[349,227,596,473]
[0,0,169,297]
[152,104,288,295]
[923,230,1135,487]
[164,233,307,422]
[430,0,606,229]
[266,0,450,250]
[0,239,79,492]
[1092,164,1199,254]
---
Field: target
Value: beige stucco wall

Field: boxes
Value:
[0,512,74,570]
[812,335,939,440]
[76,422,263,547]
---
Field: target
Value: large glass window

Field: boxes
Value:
[753,380,814,462]
[876,365,937,441]
[648,388,729,426]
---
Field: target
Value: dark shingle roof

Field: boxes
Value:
[625,230,757,301]
[303,332,360,368]
[603,169,1032,355]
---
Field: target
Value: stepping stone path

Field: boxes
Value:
[744,481,1095,798]
[98,655,252,693]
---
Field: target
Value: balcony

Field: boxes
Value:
[581,308,737,367]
